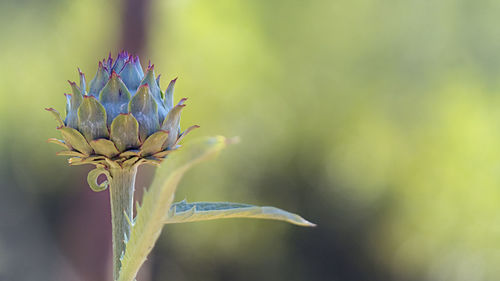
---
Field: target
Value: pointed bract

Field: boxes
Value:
[119,59,142,93]
[90,138,120,158]
[133,56,144,77]
[112,51,129,73]
[99,71,131,126]
[156,74,161,88]
[45,108,65,127]
[65,93,71,118]
[161,98,187,149]
[106,52,113,69]
[78,68,87,95]
[78,96,109,141]
[140,130,169,156]
[110,114,141,152]
[57,150,86,157]
[174,125,200,146]
[69,80,83,97]
[58,126,93,156]
[129,84,159,142]
[65,81,84,128]
[164,78,177,111]
[140,66,167,123]
[89,62,111,97]
[47,138,71,150]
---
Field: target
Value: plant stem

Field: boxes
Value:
[109,166,138,281]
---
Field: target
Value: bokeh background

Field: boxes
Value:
[2,0,500,280]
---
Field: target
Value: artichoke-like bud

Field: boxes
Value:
[46,51,199,169]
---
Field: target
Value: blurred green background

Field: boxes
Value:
[2,0,500,280]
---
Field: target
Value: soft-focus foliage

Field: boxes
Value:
[3,0,500,281]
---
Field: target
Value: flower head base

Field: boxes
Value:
[46,51,199,169]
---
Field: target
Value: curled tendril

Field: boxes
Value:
[87,167,111,192]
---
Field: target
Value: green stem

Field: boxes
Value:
[109,165,138,281]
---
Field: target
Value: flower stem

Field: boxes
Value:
[109,166,137,281]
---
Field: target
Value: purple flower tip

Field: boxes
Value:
[110,70,120,79]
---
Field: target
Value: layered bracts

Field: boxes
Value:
[46,51,199,169]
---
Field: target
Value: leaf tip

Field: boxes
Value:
[301,219,317,227]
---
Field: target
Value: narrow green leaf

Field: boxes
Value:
[110,114,141,152]
[67,155,106,166]
[165,201,316,227]
[45,108,64,127]
[117,136,229,281]
[174,125,200,146]
[47,138,71,150]
[68,157,83,165]
[56,150,86,157]
[58,127,93,156]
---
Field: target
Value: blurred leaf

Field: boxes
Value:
[117,136,228,281]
